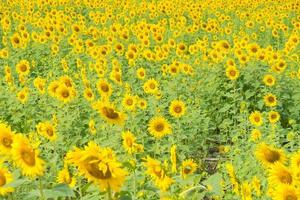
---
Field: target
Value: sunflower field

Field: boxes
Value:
[0,0,300,199]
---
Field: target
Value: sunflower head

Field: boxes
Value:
[255,143,286,168]
[148,116,172,139]
[169,100,186,118]
[0,123,14,156]
[181,159,197,178]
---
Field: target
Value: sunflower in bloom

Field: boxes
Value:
[36,121,57,141]
[0,123,14,156]
[17,87,29,104]
[11,134,45,177]
[148,116,172,139]
[225,66,239,80]
[250,128,262,142]
[264,93,277,107]
[268,111,280,124]
[57,167,76,188]
[92,101,126,125]
[122,94,137,111]
[181,159,197,178]
[88,119,96,135]
[16,60,30,76]
[263,74,276,86]
[136,68,146,79]
[96,79,113,98]
[143,79,159,94]
[169,100,186,118]
[291,151,300,170]
[0,166,14,196]
[143,156,174,191]
[56,84,76,103]
[255,143,287,168]
[66,142,127,192]
[268,163,293,186]
[249,111,263,126]
[122,131,143,155]
[272,185,300,200]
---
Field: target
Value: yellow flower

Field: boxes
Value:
[249,111,263,127]
[268,111,280,124]
[96,79,113,98]
[251,176,261,196]
[92,101,126,125]
[263,74,276,86]
[250,129,261,141]
[16,60,30,76]
[272,185,300,200]
[0,166,14,196]
[83,88,95,101]
[122,131,136,154]
[169,100,186,118]
[291,151,300,170]
[56,85,76,103]
[0,122,14,156]
[33,77,46,94]
[57,167,76,188]
[264,93,277,107]
[66,142,127,192]
[88,119,96,135]
[17,87,29,104]
[143,79,159,94]
[136,68,146,79]
[255,143,286,168]
[148,116,172,139]
[12,134,45,177]
[240,182,252,200]
[225,66,239,80]
[181,159,197,178]
[268,163,293,186]
[36,121,57,141]
[122,94,137,111]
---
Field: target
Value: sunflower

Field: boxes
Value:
[268,163,293,186]
[88,119,96,135]
[92,101,126,125]
[249,111,263,126]
[264,93,277,107]
[16,60,30,76]
[0,123,14,156]
[250,128,262,141]
[255,143,287,168]
[143,156,174,191]
[143,79,159,94]
[96,79,113,98]
[148,116,172,139]
[263,74,276,86]
[36,121,57,141]
[11,134,45,177]
[57,167,76,188]
[169,100,186,118]
[122,94,136,111]
[48,80,60,97]
[272,185,300,200]
[0,166,14,196]
[291,151,300,170]
[225,66,239,80]
[17,87,29,104]
[56,85,76,103]
[181,159,197,178]
[268,111,280,124]
[83,88,95,101]
[137,99,147,110]
[33,77,46,94]
[66,142,127,192]
[122,131,136,154]
[11,33,23,48]
[136,68,146,79]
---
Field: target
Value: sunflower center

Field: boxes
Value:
[101,84,109,92]
[2,137,12,148]
[47,128,54,136]
[103,107,119,119]
[264,149,280,163]
[149,83,156,89]
[62,90,70,98]
[268,96,275,103]
[85,158,112,180]
[155,123,164,132]
[14,37,20,44]
[183,166,192,174]
[21,149,36,166]
[126,99,133,106]
[285,194,297,200]
[0,172,6,186]
[271,114,277,119]
[174,106,182,113]
[230,70,236,76]
[20,64,27,72]
[126,138,133,147]
[279,171,293,184]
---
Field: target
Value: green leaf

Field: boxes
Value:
[202,173,223,196]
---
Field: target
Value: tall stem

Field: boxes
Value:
[107,185,113,200]
[38,178,45,200]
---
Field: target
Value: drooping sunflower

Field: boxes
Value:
[249,111,263,126]
[0,166,14,196]
[225,66,239,80]
[92,101,126,125]
[255,143,287,168]
[264,93,277,107]
[0,123,14,156]
[181,159,197,178]
[11,134,45,177]
[36,121,57,141]
[16,60,30,76]
[268,111,280,124]
[66,142,127,192]
[57,167,76,188]
[268,163,293,186]
[272,185,300,200]
[148,116,172,139]
[169,100,186,118]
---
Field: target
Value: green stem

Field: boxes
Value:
[38,179,45,200]
[107,185,113,200]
